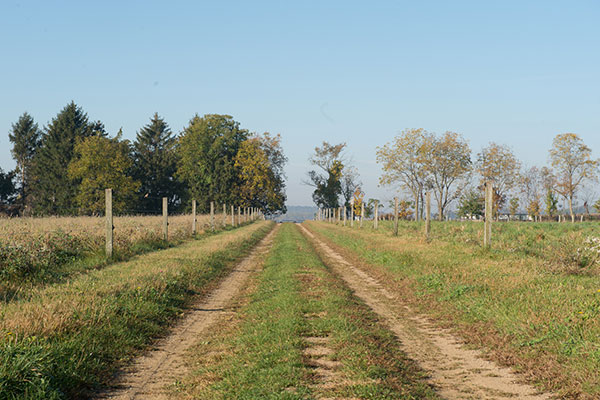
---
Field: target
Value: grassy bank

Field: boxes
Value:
[0,214,242,302]
[306,220,600,399]
[0,221,272,400]
[179,223,438,399]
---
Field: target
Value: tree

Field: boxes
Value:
[398,200,413,220]
[30,102,100,215]
[352,187,365,217]
[364,198,383,219]
[520,166,543,221]
[8,112,41,213]
[0,168,16,205]
[545,190,559,218]
[377,128,433,221]
[133,113,181,211]
[340,166,361,211]
[306,142,346,208]
[177,114,248,212]
[549,133,599,222]
[457,189,484,219]
[235,133,287,215]
[476,143,521,214]
[509,197,520,219]
[425,131,471,221]
[68,133,140,214]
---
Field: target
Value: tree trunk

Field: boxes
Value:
[414,193,419,221]
[438,199,444,222]
[569,196,575,223]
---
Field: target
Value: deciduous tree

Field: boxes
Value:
[68,133,140,214]
[476,143,521,214]
[306,142,346,208]
[457,189,484,219]
[425,131,471,221]
[549,133,599,222]
[376,128,433,221]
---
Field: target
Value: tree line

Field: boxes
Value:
[1,102,287,216]
[308,130,598,223]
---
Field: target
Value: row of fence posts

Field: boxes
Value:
[316,181,494,248]
[105,188,263,258]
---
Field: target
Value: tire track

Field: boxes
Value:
[96,225,279,400]
[298,224,552,400]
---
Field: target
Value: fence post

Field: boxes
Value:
[394,197,399,236]
[162,197,168,241]
[425,191,431,242]
[374,200,379,229]
[484,181,492,247]
[222,203,226,227]
[231,205,234,226]
[237,206,241,226]
[360,202,364,228]
[192,199,197,235]
[210,201,215,231]
[351,202,355,227]
[343,206,347,226]
[105,188,113,259]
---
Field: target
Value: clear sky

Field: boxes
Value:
[1,1,599,207]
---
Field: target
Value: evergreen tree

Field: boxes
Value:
[177,114,248,212]
[133,113,181,211]
[8,112,41,212]
[30,102,98,215]
[0,168,16,205]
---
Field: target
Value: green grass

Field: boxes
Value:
[0,221,273,400]
[180,223,439,399]
[307,220,600,399]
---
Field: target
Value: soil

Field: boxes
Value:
[96,225,279,400]
[298,224,553,400]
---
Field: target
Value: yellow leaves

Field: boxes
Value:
[549,133,599,199]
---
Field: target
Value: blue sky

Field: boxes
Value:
[1,1,599,207]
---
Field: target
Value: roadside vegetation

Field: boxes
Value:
[307,220,600,399]
[178,223,439,399]
[0,220,272,400]
[0,214,216,301]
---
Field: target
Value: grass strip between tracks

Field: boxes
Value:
[306,220,600,399]
[178,223,439,399]
[0,221,273,400]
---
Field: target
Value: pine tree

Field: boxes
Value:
[8,112,41,212]
[0,167,16,206]
[133,113,181,211]
[30,102,98,215]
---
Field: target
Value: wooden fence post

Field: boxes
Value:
[484,181,492,247]
[192,199,197,235]
[238,206,241,226]
[374,200,379,229]
[231,205,234,226]
[394,197,399,236]
[360,202,364,228]
[210,201,215,231]
[425,191,431,242]
[162,197,168,241]
[343,206,347,226]
[105,188,113,259]
[222,203,226,227]
[351,202,355,227]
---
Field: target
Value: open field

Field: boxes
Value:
[306,220,600,399]
[0,214,222,301]
[0,220,272,399]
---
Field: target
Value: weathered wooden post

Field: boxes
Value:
[360,202,364,228]
[394,197,399,236]
[238,206,241,226]
[222,203,227,227]
[210,201,215,231]
[192,199,197,235]
[343,206,347,226]
[425,191,431,242]
[105,188,113,259]
[374,200,379,229]
[484,181,492,247]
[162,197,168,241]
[350,201,355,227]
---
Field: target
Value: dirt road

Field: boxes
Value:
[97,225,278,400]
[299,224,552,400]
